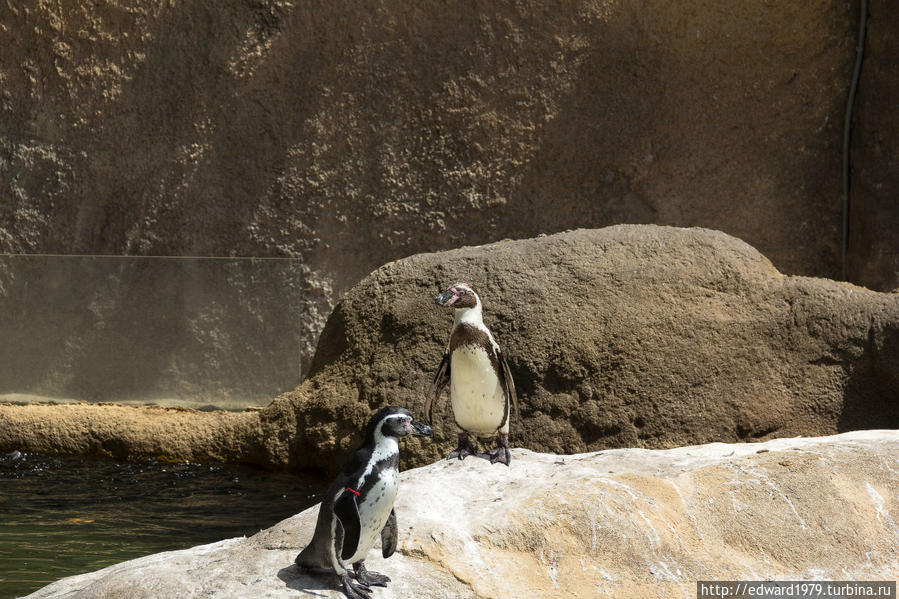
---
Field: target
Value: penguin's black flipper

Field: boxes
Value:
[334,491,361,561]
[499,349,519,420]
[380,508,398,558]
[425,350,450,425]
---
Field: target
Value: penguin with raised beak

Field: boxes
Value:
[426,282,519,465]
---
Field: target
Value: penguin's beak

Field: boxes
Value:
[409,419,433,437]
[435,289,457,306]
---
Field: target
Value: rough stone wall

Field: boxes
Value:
[1,0,895,385]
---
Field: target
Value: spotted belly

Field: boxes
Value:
[343,471,397,565]
[450,345,507,437]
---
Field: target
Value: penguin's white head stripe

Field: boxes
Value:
[436,282,482,313]
[375,414,407,435]
[362,406,432,449]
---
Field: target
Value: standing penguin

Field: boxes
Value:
[425,282,519,465]
[295,406,432,599]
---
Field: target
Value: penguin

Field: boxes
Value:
[424,282,519,465]
[295,406,432,599]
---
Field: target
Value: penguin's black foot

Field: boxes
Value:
[353,561,390,587]
[339,572,372,599]
[446,433,477,461]
[447,445,475,460]
[487,434,511,466]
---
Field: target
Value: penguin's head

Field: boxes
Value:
[368,406,433,441]
[435,282,480,309]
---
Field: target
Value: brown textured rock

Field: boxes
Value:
[22,431,899,599]
[0,402,293,467]
[1,1,897,381]
[280,225,899,471]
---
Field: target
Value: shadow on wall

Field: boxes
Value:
[839,323,899,431]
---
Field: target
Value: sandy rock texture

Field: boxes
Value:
[0,402,284,466]
[1,1,897,383]
[283,226,899,471]
[23,430,899,599]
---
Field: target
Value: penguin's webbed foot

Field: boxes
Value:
[353,561,390,587]
[487,434,511,466]
[339,572,372,599]
[446,446,475,460]
[487,446,511,466]
[446,433,477,461]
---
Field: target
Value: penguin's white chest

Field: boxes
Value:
[450,345,507,436]
[345,469,398,565]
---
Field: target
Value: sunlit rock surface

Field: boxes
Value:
[24,430,899,599]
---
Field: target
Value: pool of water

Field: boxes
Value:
[0,451,325,599]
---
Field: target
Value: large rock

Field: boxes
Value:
[1,1,897,381]
[283,226,899,470]
[1,226,897,471]
[23,430,899,599]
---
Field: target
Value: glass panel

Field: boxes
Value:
[0,255,301,410]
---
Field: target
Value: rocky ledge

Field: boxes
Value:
[24,430,899,599]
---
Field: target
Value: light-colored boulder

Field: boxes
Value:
[24,430,899,599]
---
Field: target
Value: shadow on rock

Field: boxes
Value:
[838,323,899,431]
[277,564,337,597]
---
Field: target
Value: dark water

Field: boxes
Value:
[0,451,324,599]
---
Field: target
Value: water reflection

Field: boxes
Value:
[0,451,323,599]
